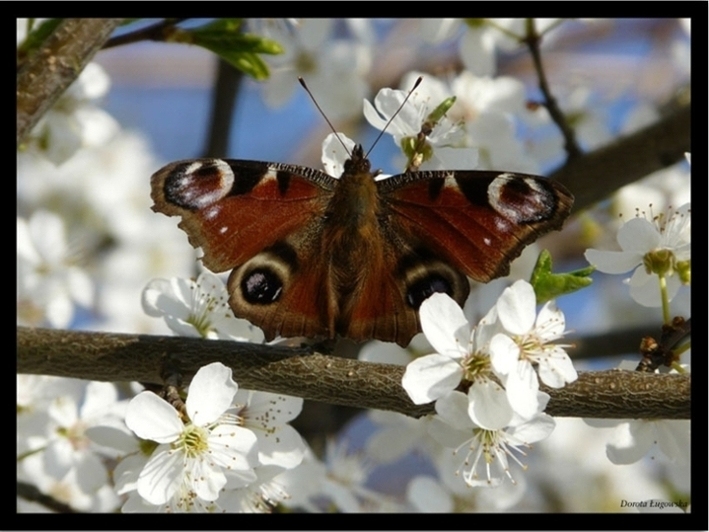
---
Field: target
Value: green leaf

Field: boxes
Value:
[530,250,593,304]
[17,18,63,58]
[168,19,283,80]
[223,52,271,81]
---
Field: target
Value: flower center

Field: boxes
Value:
[57,421,89,451]
[175,425,209,458]
[295,51,317,74]
[186,285,219,337]
[643,248,675,277]
[462,352,491,382]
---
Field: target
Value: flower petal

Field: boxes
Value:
[468,379,513,430]
[537,348,578,387]
[141,278,190,319]
[126,392,183,443]
[208,424,258,470]
[606,421,653,464]
[489,333,519,376]
[629,269,681,307]
[255,424,306,468]
[508,413,556,444]
[504,360,540,420]
[186,362,238,426]
[419,293,470,357]
[190,456,227,501]
[496,280,536,335]
[402,354,462,404]
[617,217,661,253]
[435,390,474,430]
[584,249,643,274]
[655,420,690,465]
[137,445,183,504]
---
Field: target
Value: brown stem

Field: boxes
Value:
[17,327,690,420]
[102,18,189,50]
[524,18,583,161]
[17,481,77,513]
[203,59,243,158]
[16,18,123,146]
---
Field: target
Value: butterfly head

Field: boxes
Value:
[342,145,372,177]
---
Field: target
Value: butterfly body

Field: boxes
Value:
[151,146,573,346]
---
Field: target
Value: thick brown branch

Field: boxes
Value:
[550,102,690,213]
[17,327,690,420]
[17,18,123,146]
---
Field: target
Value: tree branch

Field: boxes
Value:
[524,18,583,161]
[203,59,243,158]
[17,327,690,420]
[550,101,690,213]
[16,18,123,146]
[17,481,77,513]
[102,18,188,50]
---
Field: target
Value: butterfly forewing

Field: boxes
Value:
[151,159,336,272]
[378,170,573,282]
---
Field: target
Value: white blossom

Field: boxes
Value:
[364,78,477,171]
[585,203,691,307]
[141,270,264,342]
[124,363,259,508]
[431,390,555,487]
[17,211,93,328]
[403,292,513,430]
[489,280,576,419]
[259,19,371,120]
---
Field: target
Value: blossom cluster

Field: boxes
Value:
[402,280,575,487]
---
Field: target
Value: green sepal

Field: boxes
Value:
[426,96,456,124]
[530,249,593,304]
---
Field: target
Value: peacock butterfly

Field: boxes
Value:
[151,145,573,346]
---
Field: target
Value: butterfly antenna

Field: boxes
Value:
[298,77,352,157]
[365,76,422,159]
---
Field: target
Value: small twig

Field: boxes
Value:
[523,18,583,161]
[162,362,187,418]
[102,18,189,50]
[637,317,691,372]
[17,481,78,513]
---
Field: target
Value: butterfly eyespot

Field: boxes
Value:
[397,253,470,312]
[487,174,556,223]
[405,273,454,309]
[161,160,235,210]
[229,243,297,308]
[241,268,283,304]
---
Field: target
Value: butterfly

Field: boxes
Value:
[151,145,573,346]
